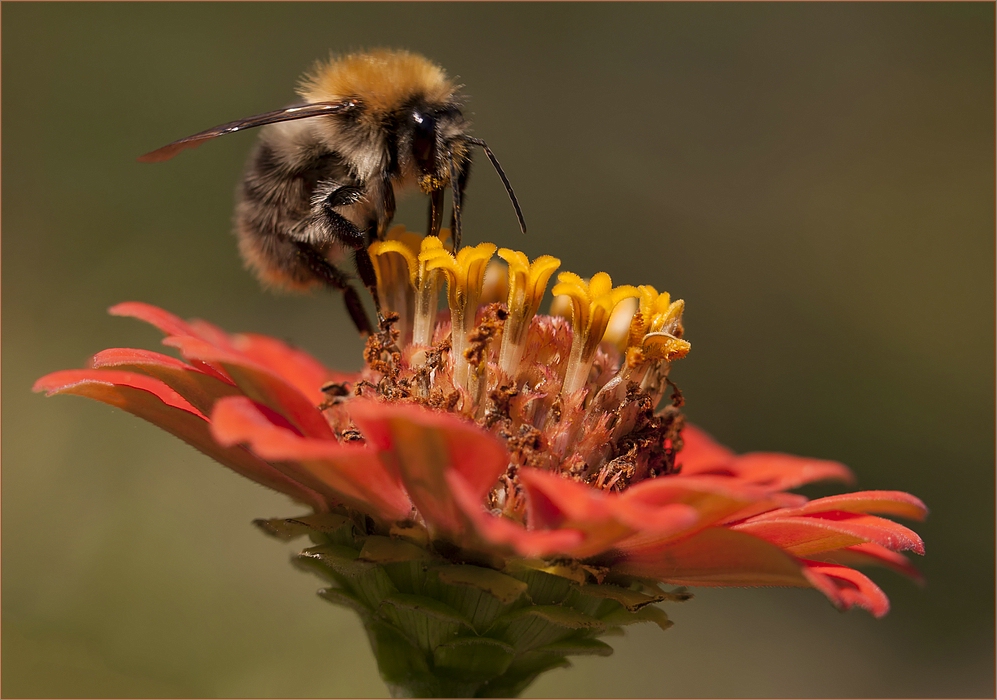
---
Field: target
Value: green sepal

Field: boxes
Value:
[600,602,673,632]
[296,544,398,610]
[365,619,438,698]
[487,605,606,652]
[264,512,690,697]
[318,586,371,615]
[433,637,516,682]
[509,567,579,605]
[390,521,431,547]
[604,573,693,602]
[437,565,529,605]
[376,593,474,653]
[253,513,354,542]
[577,583,666,611]
[361,535,436,563]
[424,565,527,632]
[533,637,615,657]
[296,543,366,575]
[506,558,589,585]
[477,651,572,698]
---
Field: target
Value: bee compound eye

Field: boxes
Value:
[411,109,438,174]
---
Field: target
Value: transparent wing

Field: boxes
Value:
[138,100,359,163]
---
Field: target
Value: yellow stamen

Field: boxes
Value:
[368,228,455,348]
[423,241,497,391]
[625,286,689,366]
[368,226,422,343]
[552,271,640,395]
[497,249,561,378]
[603,296,639,351]
[479,258,510,306]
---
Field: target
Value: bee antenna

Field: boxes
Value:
[465,137,527,236]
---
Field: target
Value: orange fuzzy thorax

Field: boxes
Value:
[298,49,458,113]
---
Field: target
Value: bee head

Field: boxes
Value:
[408,104,468,193]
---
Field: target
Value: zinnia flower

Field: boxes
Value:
[34,228,926,698]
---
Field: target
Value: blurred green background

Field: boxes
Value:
[3,3,994,697]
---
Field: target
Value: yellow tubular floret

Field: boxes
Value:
[552,271,640,395]
[368,235,420,344]
[603,296,639,351]
[399,235,449,347]
[423,241,497,391]
[624,287,690,368]
[497,249,561,377]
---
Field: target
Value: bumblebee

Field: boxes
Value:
[140,49,525,334]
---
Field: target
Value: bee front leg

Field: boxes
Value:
[293,241,374,336]
[315,185,385,328]
[318,185,367,247]
[427,188,444,239]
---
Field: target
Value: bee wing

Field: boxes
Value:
[138,100,359,163]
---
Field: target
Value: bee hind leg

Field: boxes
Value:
[293,241,374,336]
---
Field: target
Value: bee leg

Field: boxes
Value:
[320,187,367,248]
[293,241,374,336]
[448,156,470,250]
[317,186,387,328]
[379,171,396,239]
[427,188,444,239]
[352,245,385,328]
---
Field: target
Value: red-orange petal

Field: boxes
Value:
[231,333,357,406]
[446,471,585,557]
[164,335,335,440]
[750,490,928,522]
[621,474,789,526]
[729,452,855,489]
[613,527,810,587]
[109,302,234,381]
[90,348,239,416]
[210,396,412,521]
[802,562,890,618]
[676,424,736,474]
[515,468,699,559]
[347,400,509,536]
[734,513,925,556]
[518,468,614,529]
[809,543,925,584]
[109,302,220,342]
[515,469,634,559]
[33,369,327,511]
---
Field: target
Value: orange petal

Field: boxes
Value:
[109,302,223,342]
[518,468,614,528]
[231,333,357,405]
[675,424,736,474]
[90,348,239,416]
[618,475,808,552]
[33,369,327,511]
[621,474,788,528]
[516,469,633,559]
[751,490,928,522]
[808,543,924,584]
[164,335,335,440]
[109,302,234,382]
[347,400,509,536]
[211,396,412,521]
[729,452,854,489]
[613,527,810,587]
[735,513,925,556]
[519,470,700,558]
[446,471,584,557]
[802,563,890,618]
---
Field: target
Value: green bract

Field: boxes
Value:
[256,512,690,698]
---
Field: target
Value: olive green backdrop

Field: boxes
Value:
[3,3,994,697]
